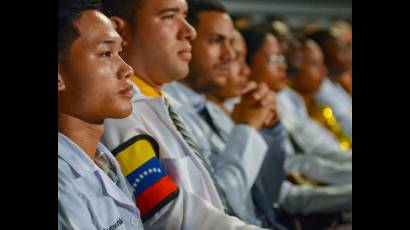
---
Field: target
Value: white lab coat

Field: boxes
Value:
[274,87,352,214]
[259,124,353,215]
[284,152,352,186]
[223,91,352,215]
[315,78,352,139]
[163,82,269,226]
[58,133,144,230]
[102,85,264,230]
[277,87,352,163]
[279,181,352,215]
[276,128,352,215]
[225,96,351,177]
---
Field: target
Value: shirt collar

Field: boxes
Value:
[130,76,185,111]
[58,132,117,176]
[169,82,207,112]
[58,132,99,176]
[130,75,162,98]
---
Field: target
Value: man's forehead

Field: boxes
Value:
[305,41,322,57]
[142,0,188,12]
[75,10,120,44]
[197,11,233,34]
[264,34,279,48]
[75,11,110,30]
[233,39,245,55]
[233,31,245,47]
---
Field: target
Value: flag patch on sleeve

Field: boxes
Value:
[112,135,179,221]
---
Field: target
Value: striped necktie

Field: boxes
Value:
[163,96,234,215]
[94,150,119,185]
[164,97,202,158]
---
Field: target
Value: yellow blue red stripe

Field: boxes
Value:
[112,134,179,221]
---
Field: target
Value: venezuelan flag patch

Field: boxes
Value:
[112,135,179,221]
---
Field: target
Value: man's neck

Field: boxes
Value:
[180,80,196,92]
[299,91,315,105]
[181,80,230,115]
[58,113,104,160]
[180,79,210,95]
[135,74,162,94]
[291,80,315,104]
[328,66,345,81]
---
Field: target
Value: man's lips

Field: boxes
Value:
[118,84,133,98]
[215,66,230,76]
[178,48,192,62]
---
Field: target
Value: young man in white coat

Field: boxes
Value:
[58,0,143,228]
[100,0,265,229]
[163,2,283,227]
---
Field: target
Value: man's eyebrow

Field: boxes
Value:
[158,7,181,14]
[98,39,115,45]
[210,34,225,39]
[97,37,123,46]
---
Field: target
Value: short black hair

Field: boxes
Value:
[308,29,333,51]
[58,0,101,63]
[264,15,286,24]
[186,0,227,28]
[100,0,144,24]
[241,24,273,64]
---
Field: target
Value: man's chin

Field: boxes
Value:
[173,67,190,81]
[110,107,133,119]
[214,78,228,89]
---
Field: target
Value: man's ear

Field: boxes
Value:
[110,16,130,40]
[58,65,66,92]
